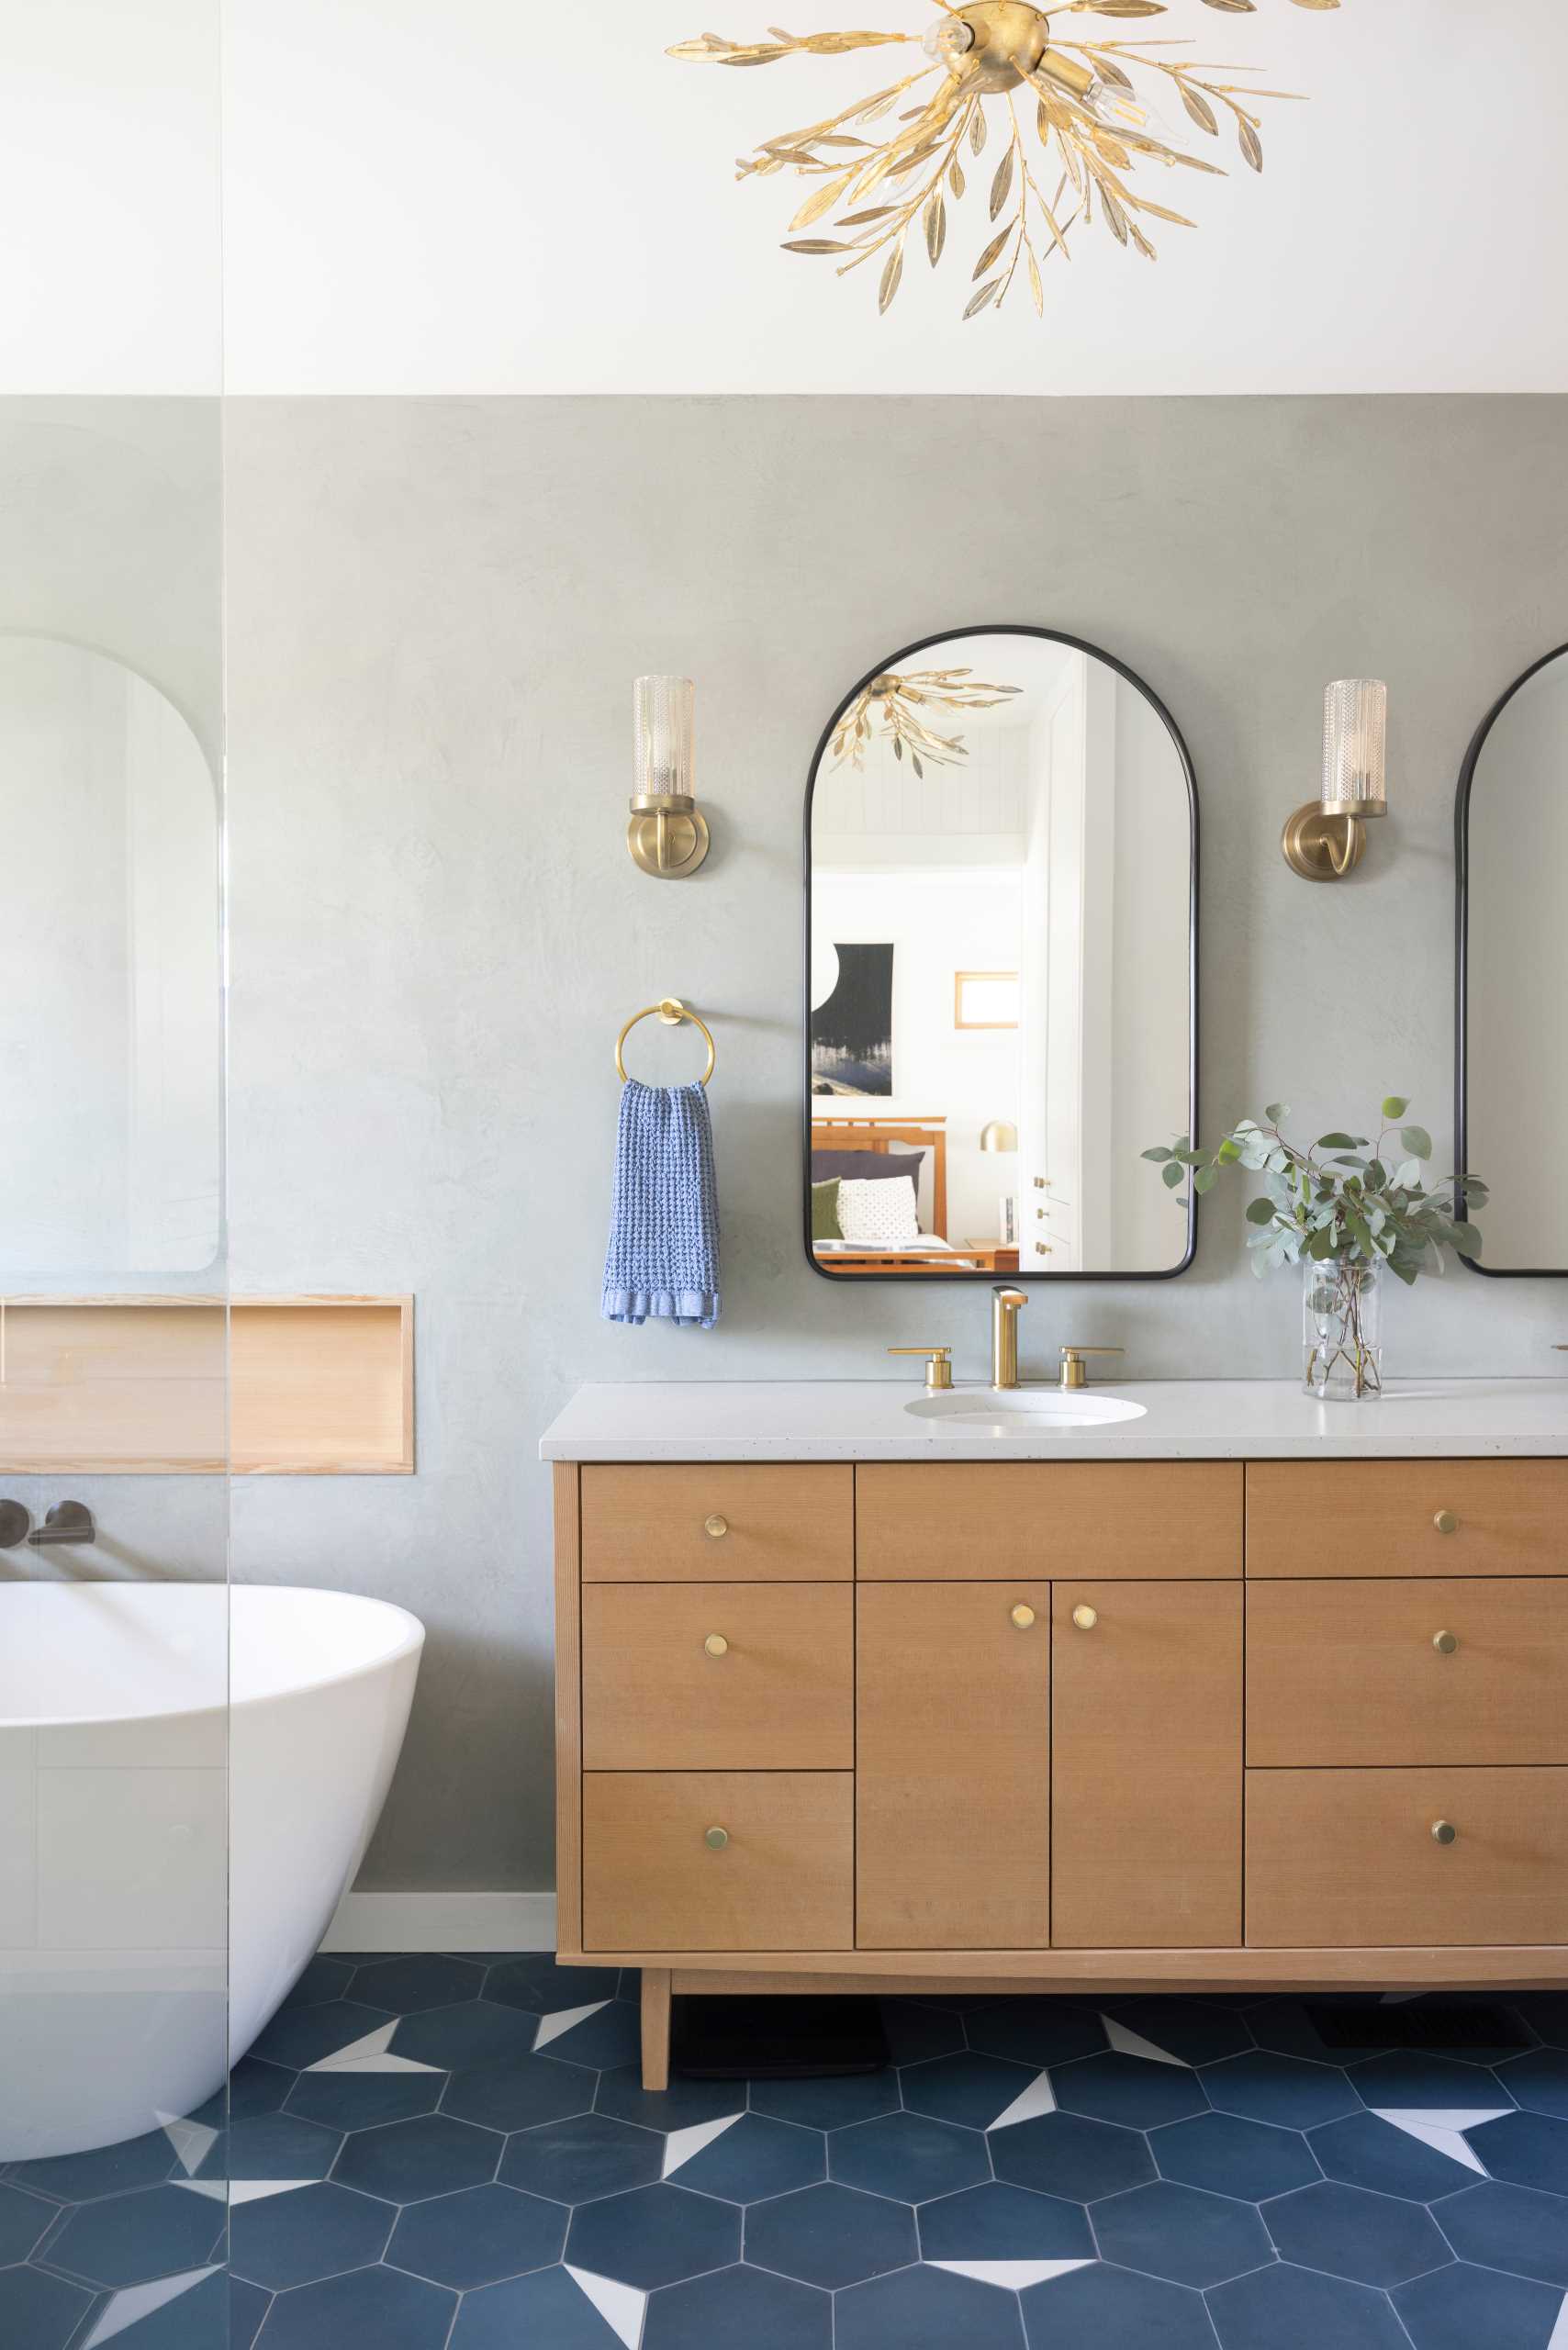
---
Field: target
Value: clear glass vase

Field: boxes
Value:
[1303,1254,1383,1400]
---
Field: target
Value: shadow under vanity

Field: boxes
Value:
[544,1383,1568,2089]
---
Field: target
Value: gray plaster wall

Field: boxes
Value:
[213,393,1568,1894]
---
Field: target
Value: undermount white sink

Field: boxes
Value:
[906,1386,1148,1432]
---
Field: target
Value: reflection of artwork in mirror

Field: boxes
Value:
[811,941,894,1096]
[1457,643,1568,1275]
[0,638,220,1272]
[806,627,1197,1280]
[955,971,1019,1031]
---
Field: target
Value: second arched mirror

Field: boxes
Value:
[805,626,1197,1281]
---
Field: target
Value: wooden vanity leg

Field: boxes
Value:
[640,1968,672,2092]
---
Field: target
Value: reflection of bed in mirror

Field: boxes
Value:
[811,1114,995,1273]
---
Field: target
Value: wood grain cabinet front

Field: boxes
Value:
[857,1582,1051,1950]
[581,1583,853,1770]
[855,1461,1243,1581]
[1248,1578,1568,1766]
[1247,1767,1568,1948]
[581,1463,853,1583]
[1247,1460,1568,1578]
[582,1771,854,1952]
[1052,1581,1243,1949]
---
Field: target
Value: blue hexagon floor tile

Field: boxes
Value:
[386,2180,566,2288]
[1021,2259,1217,2350]
[1262,2177,1451,2288]
[1394,2259,1566,2350]
[1092,2177,1271,2288]
[743,2182,917,2289]
[836,2260,1031,2350]
[17,1957,1568,2350]
[1152,2109,1319,2199]
[642,2262,832,2350]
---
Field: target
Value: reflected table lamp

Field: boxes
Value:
[980,1119,1019,1244]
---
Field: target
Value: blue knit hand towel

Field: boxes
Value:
[601,1080,721,1327]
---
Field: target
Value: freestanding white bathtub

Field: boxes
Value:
[0,1583,423,2159]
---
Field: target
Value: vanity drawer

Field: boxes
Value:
[582,1772,853,1952]
[581,1464,853,1583]
[855,1462,1242,1580]
[1246,1767,1568,1947]
[1247,1460,1568,1579]
[581,1583,853,1770]
[1248,1578,1568,1766]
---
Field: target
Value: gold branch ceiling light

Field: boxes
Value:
[831,668,1023,772]
[670,0,1340,316]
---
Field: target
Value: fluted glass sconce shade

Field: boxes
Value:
[633,675,695,799]
[1320,678,1387,819]
[627,675,710,878]
[1282,677,1390,881]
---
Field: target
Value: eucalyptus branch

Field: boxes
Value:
[1144,1097,1489,1285]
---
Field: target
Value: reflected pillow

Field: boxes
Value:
[838,1174,921,1248]
[811,1179,843,1243]
[811,1148,925,1191]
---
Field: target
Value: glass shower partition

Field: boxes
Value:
[0,401,230,2348]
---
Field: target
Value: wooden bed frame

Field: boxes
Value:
[812,1114,976,1271]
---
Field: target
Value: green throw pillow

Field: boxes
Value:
[812,1178,843,1243]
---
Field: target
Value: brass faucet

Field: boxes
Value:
[991,1286,1028,1390]
[1059,1346,1125,1391]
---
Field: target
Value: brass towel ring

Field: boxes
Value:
[614,997,716,1087]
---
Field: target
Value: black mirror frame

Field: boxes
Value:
[1453,640,1568,1279]
[802,622,1199,1285]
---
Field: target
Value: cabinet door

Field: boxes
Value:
[1052,1582,1242,1948]
[857,1582,1049,1950]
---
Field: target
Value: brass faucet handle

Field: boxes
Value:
[888,1346,954,1393]
[1059,1345,1124,1392]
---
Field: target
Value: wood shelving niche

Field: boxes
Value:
[0,1295,414,1475]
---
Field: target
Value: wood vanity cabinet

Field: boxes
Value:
[554,1454,1568,2089]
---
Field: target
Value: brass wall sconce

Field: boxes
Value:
[627,674,711,878]
[1282,678,1388,881]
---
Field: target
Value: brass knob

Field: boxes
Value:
[1431,1818,1457,1845]
[703,1633,729,1658]
[1010,1603,1036,1630]
[1432,1629,1457,1655]
[704,1825,729,1851]
[1434,1510,1457,1535]
[704,1514,729,1539]
[1072,1604,1098,1630]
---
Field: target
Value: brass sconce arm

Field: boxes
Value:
[1281,799,1382,881]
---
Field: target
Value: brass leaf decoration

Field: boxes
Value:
[672,2,1340,316]
[830,668,1025,767]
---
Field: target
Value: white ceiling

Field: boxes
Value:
[3,0,1566,394]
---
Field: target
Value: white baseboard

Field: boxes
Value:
[322,1891,558,1953]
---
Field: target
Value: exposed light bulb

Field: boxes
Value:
[923,16,975,67]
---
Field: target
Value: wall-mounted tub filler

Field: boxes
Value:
[27,1502,95,1547]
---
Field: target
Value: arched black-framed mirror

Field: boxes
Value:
[803,624,1198,1284]
[1455,641,1568,1277]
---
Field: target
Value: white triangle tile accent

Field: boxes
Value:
[1548,2290,1568,2350]
[932,2259,1094,2291]
[990,2069,1058,2131]
[157,2114,219,2176]
[534,1999,610,2052]
[1371,2108,1509,2177]
[662,2111,744,2177]
[176,2177,316,2205]
[566,2264,646,2350]
[308,2020,441,2075]
[1102,2014,1188,2068]
[84,2266,220,2346]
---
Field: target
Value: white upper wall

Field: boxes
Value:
[2,0,1567,392]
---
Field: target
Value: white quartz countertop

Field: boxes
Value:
[540,1378,1568,1463]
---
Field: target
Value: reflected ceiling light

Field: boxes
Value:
[669,1,1339,318]
[1282,678,1388,880]
[830,667,1023,775]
